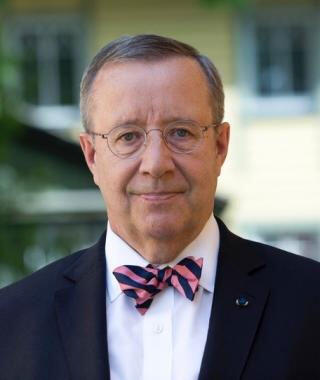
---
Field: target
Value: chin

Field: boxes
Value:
[140,214,190,240]
[145,226,177,240]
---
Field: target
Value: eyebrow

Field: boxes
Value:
[113,118,144,128]
[113,117,198,128]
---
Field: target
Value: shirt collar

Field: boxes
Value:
[105,214,220,302]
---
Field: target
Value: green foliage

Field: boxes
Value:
[0,18,22,160]
[0,10,37,285]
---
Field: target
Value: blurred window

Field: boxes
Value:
[256,26,308,96]
[20,34,39,104]
[12,20,83,107]
[239,9,318,116]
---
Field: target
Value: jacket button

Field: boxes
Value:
[236,296,249,307]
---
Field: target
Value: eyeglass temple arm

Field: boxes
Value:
[202,123,219,132]
[89,132,109,139]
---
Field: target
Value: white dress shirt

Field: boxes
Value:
[105,215,220,380]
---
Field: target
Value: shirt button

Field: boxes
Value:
[153,323,164,334]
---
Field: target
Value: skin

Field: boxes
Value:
[80,57,230,264]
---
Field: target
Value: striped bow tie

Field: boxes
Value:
[113,256,203,315]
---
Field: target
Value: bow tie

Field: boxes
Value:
[113,256,203,315]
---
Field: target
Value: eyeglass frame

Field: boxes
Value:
[88,121,219,159]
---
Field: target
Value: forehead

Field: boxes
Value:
[90,57,213,129]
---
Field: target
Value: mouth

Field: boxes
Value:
[137,192,182,201]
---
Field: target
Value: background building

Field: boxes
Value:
[1,0,319,286]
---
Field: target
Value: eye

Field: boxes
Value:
[121,132,136,141]
[169,128,192,138]
[116,131,142,143]
[175,128,189,137]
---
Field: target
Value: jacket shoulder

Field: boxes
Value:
[230,229,320,289]
[0,230,106,304]
[217,217,320,287]
[243,235,320,273]
[0,248,85,305]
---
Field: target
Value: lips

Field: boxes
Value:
[138,192,181,201]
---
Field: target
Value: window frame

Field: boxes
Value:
[236,6,320,117]
[3,14,86,130]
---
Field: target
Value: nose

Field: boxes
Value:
[138,129,175,178]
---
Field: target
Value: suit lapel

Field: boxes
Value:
[54,233,110,380]
[199,219,270,380]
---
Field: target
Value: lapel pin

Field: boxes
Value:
[236,295,249,307]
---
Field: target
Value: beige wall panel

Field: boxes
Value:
[229,118,320,226]
[90,2,234,84]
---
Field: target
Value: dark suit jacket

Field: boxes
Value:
[1,218,320,380]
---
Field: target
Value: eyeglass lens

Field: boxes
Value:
[108,122,203,157]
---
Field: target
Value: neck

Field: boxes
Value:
[109,219,208,264]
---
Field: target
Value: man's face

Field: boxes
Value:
[80,57,229,257]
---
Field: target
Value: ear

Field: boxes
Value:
[215,122,230,175]
[79,132,97,178]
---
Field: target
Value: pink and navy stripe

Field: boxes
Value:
[113,256,203,315]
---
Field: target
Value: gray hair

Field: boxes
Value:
[80,34,225,131]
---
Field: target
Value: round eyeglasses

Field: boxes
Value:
[89,121,218,159]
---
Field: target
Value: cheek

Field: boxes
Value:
[95,158,135,203]
[192,164,218,207]
[195,164,217,208]
[186,155,217,188]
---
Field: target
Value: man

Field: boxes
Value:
[0,35,320,380]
